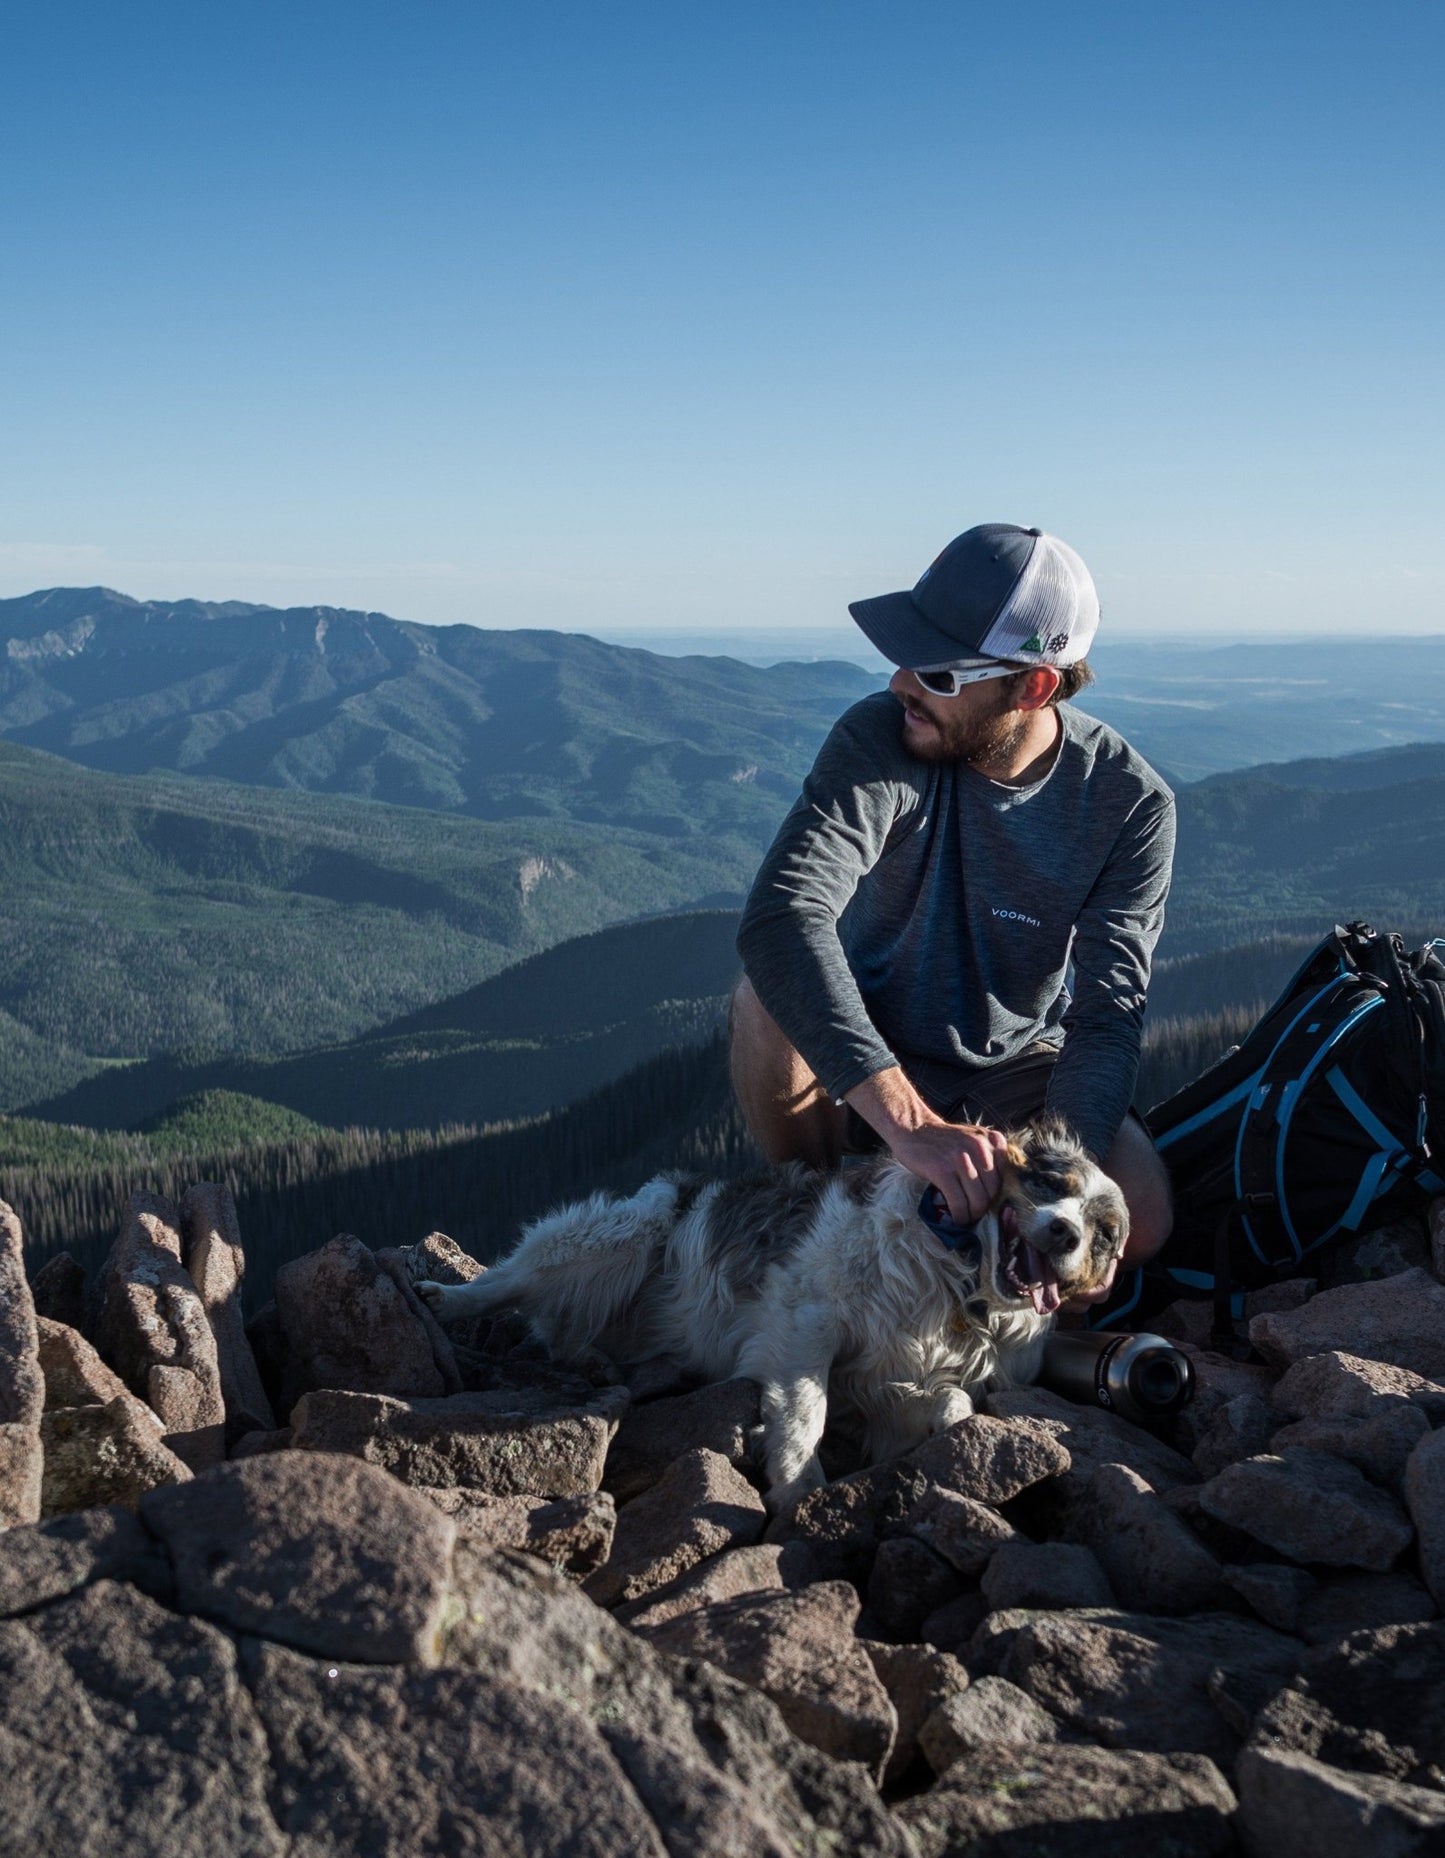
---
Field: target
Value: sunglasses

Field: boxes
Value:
[911,661,1023,698]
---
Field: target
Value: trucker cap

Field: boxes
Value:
[848,524,1099,671]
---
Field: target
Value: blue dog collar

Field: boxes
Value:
[917,1187,983,1268]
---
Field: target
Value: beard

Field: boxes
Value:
[898,687,1033,775]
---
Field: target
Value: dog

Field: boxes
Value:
[417,1117,1127,1511]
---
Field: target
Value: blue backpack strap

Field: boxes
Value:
[1234,970,1378,1267]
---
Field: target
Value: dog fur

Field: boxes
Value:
[417,1117,1127,1511]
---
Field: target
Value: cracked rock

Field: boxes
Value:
[1196,1448,1414,1570]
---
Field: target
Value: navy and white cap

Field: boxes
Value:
[848,524,1099,672]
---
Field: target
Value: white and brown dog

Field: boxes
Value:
[417,1118,1127,1511]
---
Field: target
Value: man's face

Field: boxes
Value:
[889,667,1030,771]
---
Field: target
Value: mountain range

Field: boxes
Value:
[4,583,1445,1138]
[0,586,875,835]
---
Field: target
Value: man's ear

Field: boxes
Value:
[1013,666,1062,711]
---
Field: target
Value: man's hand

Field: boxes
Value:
[844,1064,1008,1224]
[887,1120,1010,1225]
[1061,1255,1119,1308]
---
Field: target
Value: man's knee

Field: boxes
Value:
[1104,1114,1173,1265]
[728,974,762,1051]
[728,974,844,1166]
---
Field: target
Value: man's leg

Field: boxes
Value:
[728,978,851,1167]
[1102,1112,1174,1270]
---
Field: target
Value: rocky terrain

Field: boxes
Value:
[4,1187,1445,1855]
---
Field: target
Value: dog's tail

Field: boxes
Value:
[486,1175,680,1360]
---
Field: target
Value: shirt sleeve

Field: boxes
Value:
[736,701,914,1100]
[1045,786,1176,1160]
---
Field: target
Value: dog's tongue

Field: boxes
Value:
[1022,1242,1063,1315]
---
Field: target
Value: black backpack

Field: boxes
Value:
[1094,922,1445,1336]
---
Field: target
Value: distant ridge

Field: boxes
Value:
[0,586,878,836]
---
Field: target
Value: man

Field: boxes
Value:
[731,522,1175,1298]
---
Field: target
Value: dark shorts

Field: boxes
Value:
[843,1041,1063,1155]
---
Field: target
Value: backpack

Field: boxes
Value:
[1093,921,1445,1337]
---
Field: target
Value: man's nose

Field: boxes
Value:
[889,667,915,699]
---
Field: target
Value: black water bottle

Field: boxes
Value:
[1039,1329,1195,1424]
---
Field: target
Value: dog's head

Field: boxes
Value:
[981,1117,1129,1317]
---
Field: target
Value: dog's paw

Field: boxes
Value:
[927,1388,975,1435]
[415,1280,460,1318]
[765,1456,826,1517]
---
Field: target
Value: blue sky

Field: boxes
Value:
[2,1,1441,638]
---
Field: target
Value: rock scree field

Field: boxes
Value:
[5,1180,1445,1854]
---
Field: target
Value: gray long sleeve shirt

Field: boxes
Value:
[736,692,1175,1161]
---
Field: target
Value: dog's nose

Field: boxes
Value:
[1048,1217,1076,1244]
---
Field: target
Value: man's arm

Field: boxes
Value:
[735,701,910,1101]
[737,699,1007,1222]
[1046,788,1176,1160]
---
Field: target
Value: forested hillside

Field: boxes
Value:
[0,743,754,1105]
[6,1038,755,1309]
[26,912,742,1132]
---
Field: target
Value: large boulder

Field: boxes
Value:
[0,1426,42,1534]
[603,1378,760,1504]
[980,1540,1114,1612]
[0,1554,914,1858]
[583,1447,767,1608]
[178,1184,276,1435]
[40,1396,192,1514]
[272,1234,448,1405]
[918,1675,1061,1775]
[246,1634,675,1857]
[903,1485,1021,1576]
[141,1452,457,1664]
[26,1250,87,1331]
[0,1199,43,1527]
[865,1535,964,1639]
[985,1386,1198,1501]
[35,1317,129,1410]
[862,1640,970,1785]
[92,1192,226,1471]
[0,1506,171,1618]
[440,1548,914,1855]
[374,1246,464,1392]
[897,1743,1237,1858]
[1248,1620,1445,1790]
[764,1455,928,1586]
[1236,1745,1445,1858]
[1249,1268,1445,1379]
[1271,1404,1431,1495]
[1297,1570,1438,1645]
[634,1581,898,1781]
[290,1383,627,1496]
[1272,1349,1445,1423]
[970,1606,1302,1767]
[1404,1427,1445,1607]
[419,1486,616,1574]
[1196,1449,1414,1570]
[1190,1392,1277,1479]
[1071,1462,1225,1614]
[908,1414,1071,1503]
[0,1580,284,1857]
[616,1540,819,1631]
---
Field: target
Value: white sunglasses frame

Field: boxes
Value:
[910,660,1026,697]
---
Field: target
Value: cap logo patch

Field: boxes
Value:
[1021,633,1044,653]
